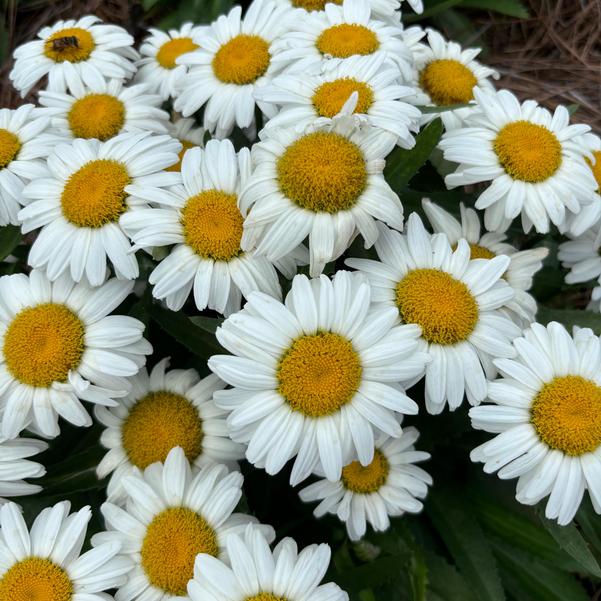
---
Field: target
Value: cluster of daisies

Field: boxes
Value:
[1,0,601,598]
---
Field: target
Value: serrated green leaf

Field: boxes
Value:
[538,512,601,578]
[427,490,506,601]
[536,306,601,335]
[576,500,601,554]
[334,553,410,592]
[425,552,478,601]
[384,120,444,191]
[0,225,21,262]
[459,0,528,18]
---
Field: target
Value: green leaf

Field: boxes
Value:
[425,552,478,601]
[459,0,529,18]
[427,490,506,601]
[538,512,601,578]
[189,315,224,334]
[384,119,444,191]
[536,307,601,335]
[576,500,601,554]
[406,0,464,20]
[334,553,410,592]
[0,225,21,262]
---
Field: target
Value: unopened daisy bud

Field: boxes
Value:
[470,321,601,525]
[209,270,429,485]
[0,437,47,503]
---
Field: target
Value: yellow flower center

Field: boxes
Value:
[316,24,380,59]
[342,449,389,493]
[585,150,601,193]
[246,595,287,601]
[277,131,366,213]
[418,59,477,106]
[278,332,362,417]
[61,159,130,228]
[166,140,196,172]
[292,0,341,9]
[312,78,374,118]
[0,129,21,168]
[395,268,479,345]
[121,391,203,469]
[3,303,85,388]
[493,120,562,183]
[181,190,243,261]
[141,507,219,596]
[156,37,199,69]
[212,34,270,85]
[452,242,496,260]
[0,557,73,601]
[531,375,601,456]
[44,27,95,63]
[67,94,125,141]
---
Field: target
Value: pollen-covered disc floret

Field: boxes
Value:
[9,16,137,97]
[121,140,299,315]
[98,447,274,601]
[0,437,47,502]
[346,213,520,414]
[174,0,291,138]
[300,428,432,540]
[20,132,180,287]
[95,357,243,502]
[256,53,421,149]
[209,270,428,485]
[241,120,402,277]
[39,78,169,141]
[0,270,151,439]
[136,23,206,99]
[189,525,348,601]
[470,322,601,525]
[0,501,132,601]
[440,88,597,234]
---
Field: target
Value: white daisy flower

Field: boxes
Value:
[0,104,58,226]
[0,501,132,600]
[256,53,421,148]
[270,0,413,77]
[122,140,296,314]
[209,270,429,484]
[0,270,152,439]
[346,214,521,414]
[189,526,348,601]
[174,0,292,138]
[39,78,169,142]
[96,446,274,601]
[19,132,180,287]
[165,117,206,173]
[135,23,207,100]
[422,198,548,325]
[439,88,598,234]
[274,0,401,19]
[9,15,138,97]
[408,29,498,130]
[300,427,431,540]
[96,357,244,502]
[240,119,402,277]
[470,321,601,525]
[0,437,47,502]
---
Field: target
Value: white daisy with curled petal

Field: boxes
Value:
[240,119,402,277]
[270,0,413,78]
[0,437,47,503]
[19,132,180,287]
[255,53,421,148]
[122,140,302,315]
[174,0,292,138]
[135,23,207,100]
[439,88,597,234]
[422,198,548,325]
[0,501,132,600]
[39,78,169,142]
[0,105,58,226]
[96,357,244,502]
[470,322,601,525]
[9,15,137,97]
[189,525,348,601]
[209,270,429,485]
[0,270,152,439]
[96,447,274,601]
[346,214,520,414]
[300,427,431,540]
